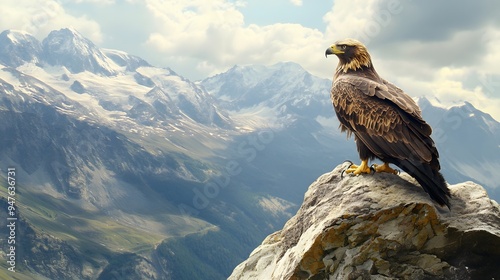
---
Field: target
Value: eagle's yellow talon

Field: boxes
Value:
[345,160,371,175]
[372,163,398,174]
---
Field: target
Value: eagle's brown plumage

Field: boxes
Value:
[325,39,451,208]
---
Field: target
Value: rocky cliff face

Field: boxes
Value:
[229,162,500,280]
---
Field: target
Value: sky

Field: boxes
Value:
[1,0,500,120]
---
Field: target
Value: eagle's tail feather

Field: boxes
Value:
[397,160,451,208]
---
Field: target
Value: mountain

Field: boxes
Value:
[418,98,500,198]
[230,163,500,279]
[0,28,291,279]
[0,30,43,67]
[42,28,121,76]
[201,62,332,118]
[0,27,499,279]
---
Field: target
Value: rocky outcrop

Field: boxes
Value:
[229,162,500,280]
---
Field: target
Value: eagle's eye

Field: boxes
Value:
[340,45,347,50]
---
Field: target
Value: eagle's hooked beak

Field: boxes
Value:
[325,45,343,57]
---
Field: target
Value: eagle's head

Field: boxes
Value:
[325,39,372,73]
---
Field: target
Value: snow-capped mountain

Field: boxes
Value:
[0,30,43,67]
[2,29,231,142]
[418,98,500,193]
[201,62,333,119]
[42,28,121,75]
[0,28,269,279]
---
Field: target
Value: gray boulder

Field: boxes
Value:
[229,162,500,279]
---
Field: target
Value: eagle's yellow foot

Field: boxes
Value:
[345,160,372,175]
[371,163,399,174]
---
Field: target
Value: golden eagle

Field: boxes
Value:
[325,39,451,208]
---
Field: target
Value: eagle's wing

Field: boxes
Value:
[331,75,438,166]
[337,75,425,119]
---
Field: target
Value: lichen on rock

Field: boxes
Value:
[229,162,500,280]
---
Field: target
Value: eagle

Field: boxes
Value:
[325,39,451,208]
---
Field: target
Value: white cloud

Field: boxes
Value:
[0,0,103,43]
[323,0,405,43]
[143,0,328,79]
[290,0,303,6]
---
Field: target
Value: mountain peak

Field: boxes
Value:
[42,28,118,75]
[54,27,82,37]
[0,30,42,67]
[229,162,500,279]
[201,62,332,115]
[1,30,35,44]
[43,28,90,52]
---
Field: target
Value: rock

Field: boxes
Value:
[70,80,86,94]
[229,162,500,280]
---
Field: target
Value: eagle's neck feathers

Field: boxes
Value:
[334,51,379,81]
[336,48,373,74]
